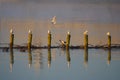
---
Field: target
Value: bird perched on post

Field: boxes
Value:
[51,16,56,25]
[83,30,88,35]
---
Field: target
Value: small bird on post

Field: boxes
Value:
[10,29,13,34]
[107,32,110,36]
[83,30,88,35]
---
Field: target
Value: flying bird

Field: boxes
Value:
[51,16,56,25]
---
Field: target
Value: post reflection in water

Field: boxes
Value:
[48,49,51,68]
[28,50,32,69]
[10,49,14,72]
[84,48,88,68]
[107,49,111,65]
[66,49,71,68]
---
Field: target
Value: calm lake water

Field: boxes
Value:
[0,1,120,80]
[0,49,120,80]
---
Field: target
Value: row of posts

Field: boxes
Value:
[9,29,111,71]
[9,29,111,50]
[9,45,111,72]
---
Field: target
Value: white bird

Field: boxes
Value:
[51,16,56,25]
[67,31,70,35]
[10,29,13,34]
[59,40,66,47]
[48,30,51,34]
[107,32,110,36]
[84,30,88,35]
[28,30,32,34]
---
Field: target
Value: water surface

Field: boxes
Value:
[0,49,120,80]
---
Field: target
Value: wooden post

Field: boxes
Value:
[28,30,32,50]
[48,49,51,68]
[48,30,51,49]
[66,31,71,49]
[84,30,88,49]
[10,29,14,49]
[107,32,111,49]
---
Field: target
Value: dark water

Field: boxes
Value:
[0,1,120,80]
